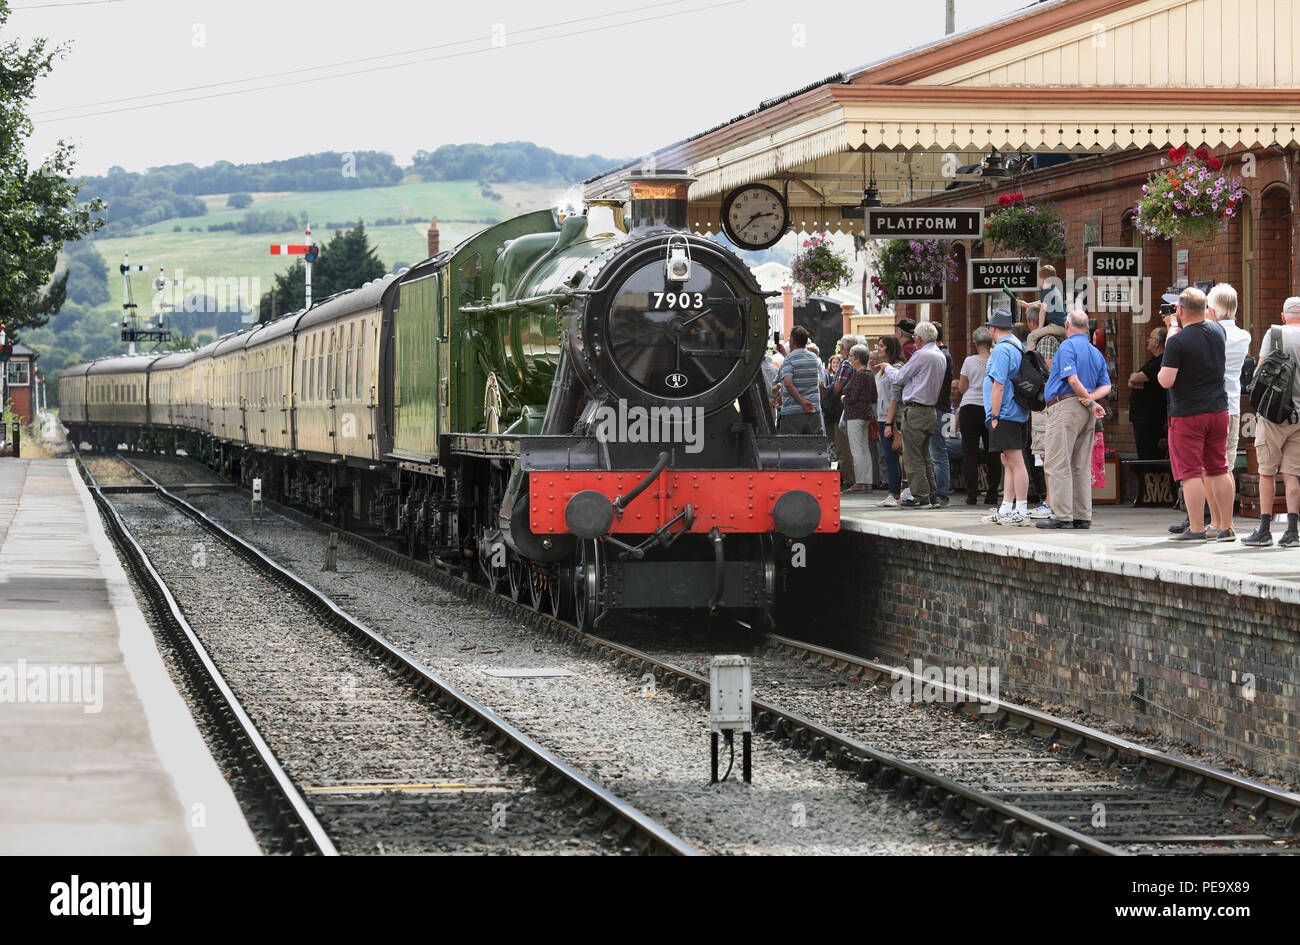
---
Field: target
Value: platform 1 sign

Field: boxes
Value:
[866,208,983,239]
[892,271,946,304]
[1088,246,1143,312]
[968,257,1038,294]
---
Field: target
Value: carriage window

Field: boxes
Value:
[356,320,365,399]
[345,324,354,400]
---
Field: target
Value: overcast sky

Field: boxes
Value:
[15,0,1031,177]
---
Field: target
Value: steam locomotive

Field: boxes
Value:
[60,170,840,629]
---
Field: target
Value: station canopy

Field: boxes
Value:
[583,0,1300,235]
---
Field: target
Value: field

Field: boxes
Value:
[89,178,565,325]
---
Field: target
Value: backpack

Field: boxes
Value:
[1012,346,1049,412]
[1248,326,1299,425]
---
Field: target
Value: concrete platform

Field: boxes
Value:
[840,495,1300,604]
[0,459,258,855]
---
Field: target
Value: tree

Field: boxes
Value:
[64,242,110,306]
[256,221,386,322]
[0,4,105,338]
[227,192,253,209]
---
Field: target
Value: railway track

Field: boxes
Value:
[83,453,697,856]
[78,456,335,855]
[604,626,1300,854]
[118,452,1300,854]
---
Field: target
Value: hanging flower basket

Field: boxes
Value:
[869,238,959,304]
[791,232,854,296]
[1133,146,1245,242]
[983,193,1067,258]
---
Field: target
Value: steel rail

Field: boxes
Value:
[767,634,1300,836]
[116,456,699,856]
[74,453,338,855]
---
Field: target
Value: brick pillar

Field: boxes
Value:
[427,218,440,258]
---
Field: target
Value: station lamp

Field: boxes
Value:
[982,147,1009,178]
[840,147,883,219]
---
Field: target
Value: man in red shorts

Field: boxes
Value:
[1157,287,1233,541]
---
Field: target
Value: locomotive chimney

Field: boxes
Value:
[427,218,440,257]
[626,169,695,235]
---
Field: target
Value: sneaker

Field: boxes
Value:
[877,495,901,508]
[1168,517,1190,534]
[1072,520,1091,529]
[937,496,950,507]
[1169,529,1208,542]
[1029,503,1053,519]
[899,498,929,509]
[1034,518,1072,529]
[980,510,1003,525]
[1211,527,1237,543]
[1240,526,1273,547]
[1280,530,1300,548]
[965,493,979,506]
[1002,511,1031,526]
[929,502,943,509]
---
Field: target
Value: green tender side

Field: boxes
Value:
[392,270,444,462]
[393,209,566,461]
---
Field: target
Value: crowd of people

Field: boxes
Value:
[765,280,1300,546]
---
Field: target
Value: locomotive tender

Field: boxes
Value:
[60,170,840,629]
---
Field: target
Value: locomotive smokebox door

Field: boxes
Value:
[709,655,753,783]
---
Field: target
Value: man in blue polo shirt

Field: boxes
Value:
[1036,310,1111,529]
[777,324,823,435]
[981,309,1031,526]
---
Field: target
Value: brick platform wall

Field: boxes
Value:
[786,530,1300,779]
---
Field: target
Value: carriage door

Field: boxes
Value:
[239,354,249,443]
[437,273,451,441]
[329,327,340,454]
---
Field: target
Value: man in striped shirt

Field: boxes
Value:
[777,325,824,435]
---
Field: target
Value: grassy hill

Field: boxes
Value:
[88,178,563,328]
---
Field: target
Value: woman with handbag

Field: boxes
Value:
[872,336,905,507]
[840,344,877,493]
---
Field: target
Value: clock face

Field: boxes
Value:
[722,184,788,250]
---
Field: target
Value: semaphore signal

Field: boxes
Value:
[119,252,170,354]
[270,224,318,308]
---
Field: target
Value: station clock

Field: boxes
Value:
[720,183,789,251]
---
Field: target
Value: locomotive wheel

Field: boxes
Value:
[506,555,527,602]
[528,563,546,611]
[572,539,602,633]
[480,552,503,594]
[548,564,571,621]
